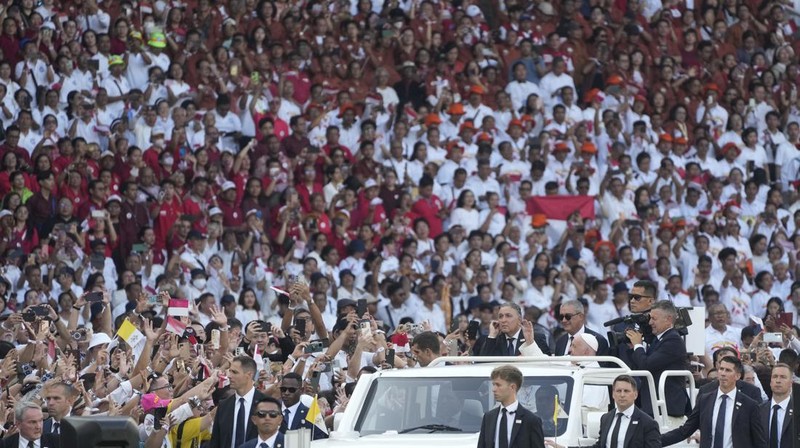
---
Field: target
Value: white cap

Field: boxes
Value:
[466,5,482,17]
[209,207,223,216]
[89,332,112,349]
[0,210,12,219]
[579,333,599,353]
[40,22,56,31]
[364,179,378,189]
[221,181,236,192]
[106,194,122,204]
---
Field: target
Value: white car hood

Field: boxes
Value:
[311,432,479,448]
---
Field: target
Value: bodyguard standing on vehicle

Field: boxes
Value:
[477,303,550,356]
[624,300,689,420]
[477,365,545,448]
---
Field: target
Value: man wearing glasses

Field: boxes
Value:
[554,300,608,356]
[278,372,327,440]
[239,397,285,448]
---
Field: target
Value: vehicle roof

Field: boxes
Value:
[374,356,631,381]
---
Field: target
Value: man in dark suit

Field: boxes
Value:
[591,375,661,448]
[478,303,550,356]
[43,382,76,435]
[209,356,266,448]
[476,365,545,448]
[625,300,689,418]
[0,401,60,448]
[609,280,655,368]
[546,374,661,448]
[554,300,609,356]
[760,363,794,448]
[279,373,327,440]
[699,346,762,403]
[238,397,285,448]
[661,356,766,447]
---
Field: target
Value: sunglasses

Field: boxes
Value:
[255,410,281,419]
[629,294,651,301]
[560,313,582,321]
[280,387,298,393]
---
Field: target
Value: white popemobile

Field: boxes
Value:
[310,356,698,448]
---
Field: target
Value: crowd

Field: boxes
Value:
[0,0,795,445]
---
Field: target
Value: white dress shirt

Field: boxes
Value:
[607,405,635,448]
[494,400,519,448]
[231,387,257,448]
[18,436,39,448]
[712,388,737,448]
[770,396,790,447]
[282,401,301,430]
[256,431,279,448]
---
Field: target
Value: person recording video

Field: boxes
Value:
[625,300,690,422]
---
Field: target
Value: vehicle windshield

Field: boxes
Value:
[355,375,574,436]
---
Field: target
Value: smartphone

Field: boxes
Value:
[310,370,320,390]
[132,243,147,253]
[251,71,260,85]
[86,292,104,303]
[764,332,783,343]
[147,295,159,305]
[304,341,323,353]
[386,348,395,368]
[295,319,306,338]
[91,210,105,219]
[503,261,518,277]
[90,254,105,270]
[230,64,239,77]
[152,407,167,430]
[32,305,50,317]
[210,329,220,349]
[265,322,272,335]
[357,299,367,317]
[39,320,49,335]
[359,319,370,336]
[466,321,480,340]
[778,312,794,328]
[235,347,245,357]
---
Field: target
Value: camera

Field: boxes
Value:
[605,308,693,347]
[605,313,652,347]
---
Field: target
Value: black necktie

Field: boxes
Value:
[235,397,246,448]
[260,443,269,448]
[52,421,59,434]
[713,395,728,448]
[506,338,515,356]
[27,441,33,448]
[499,408,509,448]
[567,335,574,355]
[609,412,623,448]
[283,408,291,430]
[770,404,781,448]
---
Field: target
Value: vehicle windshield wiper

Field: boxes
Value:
[399,424,464,434]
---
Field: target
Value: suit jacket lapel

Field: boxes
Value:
[783,401,793,437]
[624,411,638,448]
[509,410,522,446]
[486,408,499,446]
[731,393,742,426]
[295,404,308,428]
